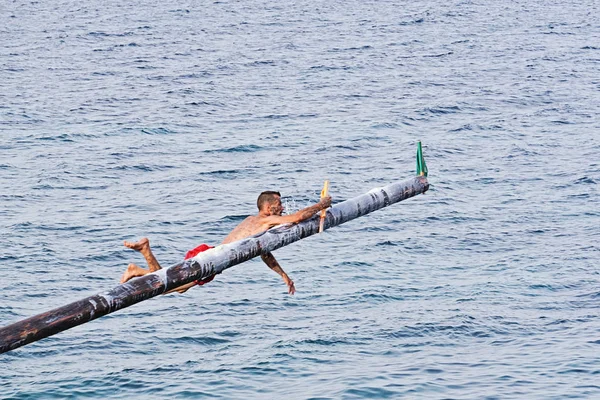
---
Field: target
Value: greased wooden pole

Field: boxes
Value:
[0,175,429,354]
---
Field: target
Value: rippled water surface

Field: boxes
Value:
[1,0,599,398]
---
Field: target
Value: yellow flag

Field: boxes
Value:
[319,180,330,233]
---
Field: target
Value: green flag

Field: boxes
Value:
[416,141,428,177]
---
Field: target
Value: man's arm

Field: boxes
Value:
[261,251,296,295]
[263,196,331,227]
[165,281,197,295]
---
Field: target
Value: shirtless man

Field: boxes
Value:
[120,191,332,295]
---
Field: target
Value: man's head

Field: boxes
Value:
[257,191,283,215]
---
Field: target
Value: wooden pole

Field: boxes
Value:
[0,175,429,354]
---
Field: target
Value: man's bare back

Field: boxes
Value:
[121,191,331,295]
[221,194,330,244]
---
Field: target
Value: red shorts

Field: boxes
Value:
[184,244,215,286]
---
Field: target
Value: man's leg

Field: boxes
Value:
[124,238,162,272]
[120,263,150,283]
[120,238,160,284]
[121,237,196,294]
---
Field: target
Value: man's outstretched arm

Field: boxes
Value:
[263,196,331,227]
[261,251,296,295]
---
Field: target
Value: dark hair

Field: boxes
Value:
[257,191,281,210]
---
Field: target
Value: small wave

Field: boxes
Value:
[260,114,290,119]
[450,124,473,132]
[344,94,370,99]
[141,127,175,135]
[199,169,243,176]
[216,330,242,338]
[420,105,461,115]
[160,335,230,346]
[382,316,504,339]
[0,305,18,318]
[574,176,596,184]
[36,134,74,142]
[371,122,399,129]
[504,147,540,158]
[399,18,425,26]
[543,31,575,36]
[376,240,400,246]
[335,260,373,268]
[87,31,134,37]
[358,292,405,303]
[239,366,280,375]
[344,387,398,398]
[301,338,344,346]
[245,60,276,67]
[309,65,354,71]
[567,193,590,199]
[557,368,594,375]
[315,144,360,153]
[423,51,454,58]
[334,45,373,51]
[575,291,600,299]
[186,100,223,107]
[205,144,264,153]
[528,284,557,291]
[111,164,169,172]
[219,214,248,223]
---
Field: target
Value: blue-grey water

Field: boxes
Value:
[1,0,599,398]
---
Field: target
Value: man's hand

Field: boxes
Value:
[320,196,332,209]
[285,278,296,295]
[261,252,296,295]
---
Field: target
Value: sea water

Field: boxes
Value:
[1,0,599,398]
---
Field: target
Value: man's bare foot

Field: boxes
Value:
[124,238,150,252]
[120,263,149,283]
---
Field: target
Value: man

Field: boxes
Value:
[120,191,332,295]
